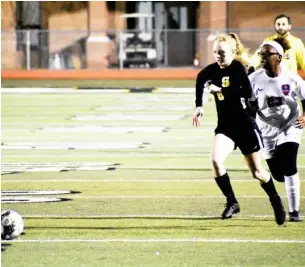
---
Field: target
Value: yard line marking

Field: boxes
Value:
[73,115,184,121]
[3,153,305,157]
[3,238,305,244]
[95,106,192,111]
[119,166,305,171]
[18,214,286,219]
[156,87,195,93]
[0,165,277,172]
[1,190,79,196]
[1,166,113,173]
[0,153,237,158]
[54,195,305,199]
[36,126,168,133]
[2,179,305,182]
[1,142,147,150]
[1,162,119,174]
[1,197,71,203]
[1,162,119,166]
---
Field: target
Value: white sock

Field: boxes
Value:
[284,173,300,212]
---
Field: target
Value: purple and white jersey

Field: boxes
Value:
[248,66,305,158]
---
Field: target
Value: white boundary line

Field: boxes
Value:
[65,195,305,199]
[19,214,284,219]
[2,179,305,182]
[0,154,213,158]
[3,154,305,158]
[3,238,305,244]
[156,87,194,93]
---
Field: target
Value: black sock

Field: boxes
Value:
[260,177,279,198]
[215,173,237,203]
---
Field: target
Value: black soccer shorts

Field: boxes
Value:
[215,124,263,155]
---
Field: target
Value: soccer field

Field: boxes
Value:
[1,88,305,267]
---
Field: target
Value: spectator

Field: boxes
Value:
[250,14,305,73]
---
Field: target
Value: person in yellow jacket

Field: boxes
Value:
[250,14,305,73]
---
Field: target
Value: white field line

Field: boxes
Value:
[3,153,305,158]
[3,142,294,148]
[1,197,65,203]
[1,123,216,127]
[1,162,117,166]
[156,87,194,93]
[1,142,146,150]
[2,165,286,171]
[17,214,287,219]
[1,133,304,141]
[2,179,305,183]
[119,166,305,170]
[115,166,305,170]
[3,238,305,244]
[95,106,193,111]
[2,163,305,171]
[36,126,167,133]
[0,153,240,158]
[1,190,74,196]
[5,165,292,172]
[72,115,184,121]
[65,195,305,199]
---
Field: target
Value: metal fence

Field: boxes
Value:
[2,28,305,70]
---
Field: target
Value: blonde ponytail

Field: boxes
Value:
[228,32,251,67]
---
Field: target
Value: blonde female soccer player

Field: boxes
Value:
[193,33,286,225]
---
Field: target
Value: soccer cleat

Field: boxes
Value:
[269,196,286,225]
[221,202,240,219]
[289,210,302,222]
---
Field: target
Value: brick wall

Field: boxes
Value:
[196,1,305,67]
[2,1,305,70]
[229,2,305,28]
[1,1,16,29]
[196,1,228,66]
[42,2,88,54]
[1,2,23,69]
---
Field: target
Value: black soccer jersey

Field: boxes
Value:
[195,60,254,127]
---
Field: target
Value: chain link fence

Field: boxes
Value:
[2,28,305,70]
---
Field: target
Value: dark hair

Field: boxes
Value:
[273,37,291,52]
[274,14,291,25]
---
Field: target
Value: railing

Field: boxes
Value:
[2,28,305,70]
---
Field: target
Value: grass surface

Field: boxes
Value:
[1,89,305,267]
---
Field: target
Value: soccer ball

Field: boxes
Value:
[1,210,24,240]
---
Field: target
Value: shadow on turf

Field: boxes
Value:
[1,243,12,252]
[26,226,213,231]
[27,216,273,223]
[25,219,271,231]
